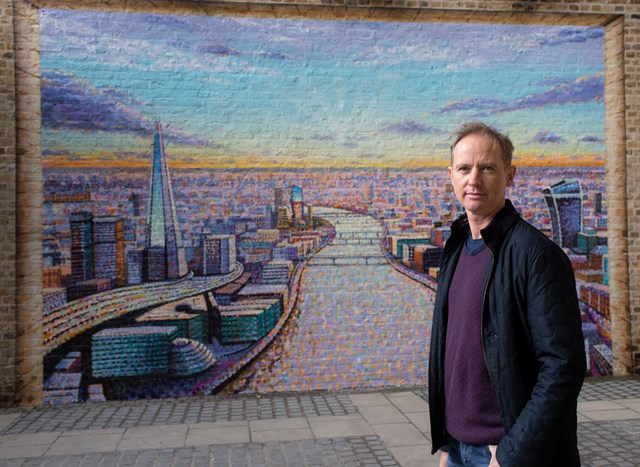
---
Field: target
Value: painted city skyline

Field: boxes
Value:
[40,10,604,169]
[39,10,610,403]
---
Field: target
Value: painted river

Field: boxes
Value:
[226,207,435,393]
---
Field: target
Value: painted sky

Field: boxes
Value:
[40,10,605,169]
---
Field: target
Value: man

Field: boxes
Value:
[428,121,586,466]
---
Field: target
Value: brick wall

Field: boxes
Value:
[2,0,639,407]
[14,0,44,408]
[0,0,17,408]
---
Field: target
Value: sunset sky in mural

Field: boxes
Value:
[40,11,605,169]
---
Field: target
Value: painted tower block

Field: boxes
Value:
[291,184,304,222]
[69,211,94,282]
[93,216,126,287]
[201,234,236,275]
[543,179,583,249]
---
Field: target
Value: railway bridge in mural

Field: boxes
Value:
[306,254,387,266]
[330,233,381,246]
[43,264,244,355]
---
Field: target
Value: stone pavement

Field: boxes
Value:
[0,377,639,466]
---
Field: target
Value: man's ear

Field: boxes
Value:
[507,165,517,187]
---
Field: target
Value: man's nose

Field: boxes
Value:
[468,167,481,185]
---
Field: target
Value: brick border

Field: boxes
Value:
[14,0,43,408]
[0,0,17,408]
[604,17,631,375]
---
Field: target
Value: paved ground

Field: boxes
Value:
[0,377,639,466]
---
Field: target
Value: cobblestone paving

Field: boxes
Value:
[411,377,640,403]
[576,377,640,401]
[3,378,635,436]
[579,419,640,467]
[1,393,357,435]
[414,378,640,467]
[1,378,638,466]
[0,436,398,467]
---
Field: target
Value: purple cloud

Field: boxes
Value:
[199,43,241,56]
[536,27,604,47]
[41,69,223,148]
[193,41,290,61]
[310,133,361,148]
[531,131,565,144]
[580,135,604,143]
[436,74,603,117]
[437,98,506,114]
[41,70,151,133]
[380,120,446,135]
[507,74,603,111]
[311,133,332,141]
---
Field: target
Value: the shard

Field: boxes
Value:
[146,122,187,280]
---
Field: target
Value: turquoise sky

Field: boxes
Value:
[40,10,605,168]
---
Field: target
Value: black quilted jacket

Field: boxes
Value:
[429,200,586,466]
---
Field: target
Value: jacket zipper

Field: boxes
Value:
[481,247,507,428]
[481,249,495,383]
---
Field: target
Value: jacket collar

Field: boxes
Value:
[450,200,520,249]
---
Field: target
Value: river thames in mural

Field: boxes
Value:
[227,208,434,393]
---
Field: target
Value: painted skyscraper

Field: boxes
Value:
[290,185,304,222]
[200,234,236,275]
[70,211,94,282]
[542,179,583,249]
[93,216,125,287]
[274,187,286,209]
[145,122,187,280]
[272,187,287,229]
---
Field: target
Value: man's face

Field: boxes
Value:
[448,133,516,222]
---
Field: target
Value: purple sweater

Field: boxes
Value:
[444,238,505,445]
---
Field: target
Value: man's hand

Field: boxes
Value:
[489,444,500,467]
[438,450,449,467]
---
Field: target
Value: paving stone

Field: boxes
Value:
[0,380,638,466]
[578,418,640,465]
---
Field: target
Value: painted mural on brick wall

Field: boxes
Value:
[40,10,607,404]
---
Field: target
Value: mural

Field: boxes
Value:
[40,10,608,404]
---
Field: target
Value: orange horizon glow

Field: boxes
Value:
[42,153,606,170]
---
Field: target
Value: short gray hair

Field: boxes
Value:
[450,121,514,167]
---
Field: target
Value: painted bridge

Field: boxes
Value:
[306,253,388,266]
[330,231,382,246]
[43,264,244,354]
